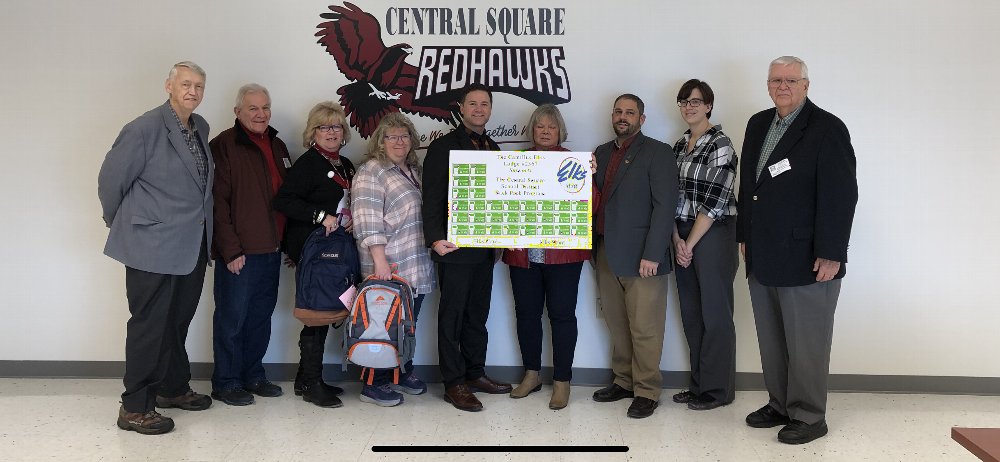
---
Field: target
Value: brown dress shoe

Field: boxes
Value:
[444,384,483,412]
[466,376,513,394]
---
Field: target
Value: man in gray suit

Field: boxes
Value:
[591,94,678,418]
[99,62,215,435]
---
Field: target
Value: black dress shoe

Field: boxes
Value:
[745,404,790,428]
[778,420,828,444]
[687,395,727,411]
[593,383,634,403]
[626,397,658,418]
[672,390,697,403]
[212,388,254,406]
[245,381,283,398]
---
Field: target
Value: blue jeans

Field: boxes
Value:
[211,252,281,391]
[372,294,425,386]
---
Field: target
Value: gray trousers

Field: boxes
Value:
[748,271,841,424]
[675,218,738,403]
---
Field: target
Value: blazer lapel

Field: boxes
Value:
[606,133,644,201]
[755,100,813,190]
[160,103,204,191]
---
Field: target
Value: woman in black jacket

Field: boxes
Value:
[273,101,356,408]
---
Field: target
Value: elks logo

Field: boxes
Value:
[317,3,572,138]
[557,157,587,193]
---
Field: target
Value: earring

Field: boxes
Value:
[341,139,347,147]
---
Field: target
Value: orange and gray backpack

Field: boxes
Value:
[342,266,416,384]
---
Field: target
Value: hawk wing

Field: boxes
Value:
[316,2,387,82]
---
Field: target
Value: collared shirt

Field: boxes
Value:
[351,158,435,294]
[755,100,806,180]
[674,125,738,221]
[595,132,639,235]
[168,102,209,187]
[463,125,488,150]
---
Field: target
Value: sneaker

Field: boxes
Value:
[155,390,212,411]
[211,388,255,406]
[245,381,283,398]
[390,373,428,395]
[117,405,174,435]
[360,384,404,407]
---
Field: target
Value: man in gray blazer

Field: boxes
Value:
[591,94,679,418]
[98,62,215,435]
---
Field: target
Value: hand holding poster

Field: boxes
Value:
[447,151,592,249]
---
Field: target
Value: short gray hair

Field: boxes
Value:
[527,104,568,145]
[769,56,809,80]
[235,83,270,109]
[168,61,207,81]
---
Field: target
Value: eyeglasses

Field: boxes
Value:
[316,125,343,133]
[767,78,806,87]
[384,134,411,143]
[677,99,705,108]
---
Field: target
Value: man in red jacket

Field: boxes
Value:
[209,84,291,406]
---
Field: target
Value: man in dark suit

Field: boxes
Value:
[591,94,678,419]
[422,83,512,412]
[736,56,858,445]
[98,62,215,435]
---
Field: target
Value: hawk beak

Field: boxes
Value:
[403,47,414,54]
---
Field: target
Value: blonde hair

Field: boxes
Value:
[365,112,421,166]
[302,101,351,149]
[527,104,568,145]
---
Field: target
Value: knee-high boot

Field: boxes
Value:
[294,325,343,408]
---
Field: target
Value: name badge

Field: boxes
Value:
[768,158,791,178]
[283,158,292,168]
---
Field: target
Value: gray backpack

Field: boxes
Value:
[342,268,416,384]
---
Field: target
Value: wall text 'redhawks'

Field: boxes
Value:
[415,47,570,106]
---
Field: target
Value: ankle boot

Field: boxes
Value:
[296,326,343,408]
[549,381,570,410]
[510,370,542,399]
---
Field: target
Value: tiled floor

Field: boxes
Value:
[0,378,994,461]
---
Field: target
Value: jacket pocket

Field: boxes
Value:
[792,227,813,240]
[131,215,162,226]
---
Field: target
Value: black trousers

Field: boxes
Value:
[508,261,583,382]
[122,237,208,413]
[436,256,494,388]
[675,218,738,403]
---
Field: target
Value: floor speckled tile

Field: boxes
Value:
[0,379,996,461]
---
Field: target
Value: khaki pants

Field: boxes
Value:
[595,239,669,401]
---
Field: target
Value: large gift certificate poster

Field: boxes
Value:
[447,151,592,249]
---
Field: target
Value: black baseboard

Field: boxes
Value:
[1,361,998,396]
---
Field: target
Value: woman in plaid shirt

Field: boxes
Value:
[351,113,435,407]
[670,79,740,411]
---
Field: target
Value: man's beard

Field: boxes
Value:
[613,121,639,138]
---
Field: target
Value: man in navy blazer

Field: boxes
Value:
[99,62,215,435]
[591,94,678,419]
[736,56,858,444]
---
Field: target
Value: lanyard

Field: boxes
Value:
[399,165,420,191]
